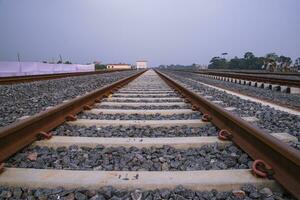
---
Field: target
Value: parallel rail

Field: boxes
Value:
[0,70,145,162]
[0,69,299,198]
[175,69,300,88]
[155,70,300,198]
[0,69,132,85]
[199,69,300,77]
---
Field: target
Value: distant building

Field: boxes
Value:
[106,64,131,69]
[198,64,208,69]
[136,60,148,69]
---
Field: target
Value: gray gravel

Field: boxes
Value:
[53,124,218,137]
[96,105,191,110]
[0,71,137,128]
[78,113,202,120]
[171,70,300,110]
[117,91,175,94]
[0,185,295,200]
[161,71,300,141]
[112,94,178,97]
[6,144,251,171]
[103,98,183,102]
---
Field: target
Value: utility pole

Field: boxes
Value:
[17,52,21,74]
[17,52,21,62]
[59,54,63,63]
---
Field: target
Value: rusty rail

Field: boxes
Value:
[199,69,300,77]
[0,69,132,85]
[155,70,300,198]
[0,70,145,163]
[174,69,300,88]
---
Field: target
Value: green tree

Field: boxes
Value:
[208,57,228,69]
[265,53,279,62]
[244,52,255,60]
[95,63,106,70]
[278,56,292,65]
[294,58,300,70]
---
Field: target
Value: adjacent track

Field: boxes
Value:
[199,69,300,77]
[176,69,300,88]
[156,70,300,198]
[0,69,131,85]
[0,70,144,162]
[0,69,299,198]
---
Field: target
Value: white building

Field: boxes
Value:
[106,64,131,69]
[136,60,148,69]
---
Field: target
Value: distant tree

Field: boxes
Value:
[265,53,279,62]
[209,52,265,70]
[57,60,62,64]
[278,56,292,65]
[95,63,106,70]
[294,58,300,70]
[263,53,279,71]
[244,52,255,60]
[208,57,228,69]
[64,61,72,64]
[228,57,244,69]
[42,61,47,63]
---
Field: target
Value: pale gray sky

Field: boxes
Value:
[0,0,299,66]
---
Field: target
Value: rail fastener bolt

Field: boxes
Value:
[94,99,101,103]
[218,130,233,140]
[252,159,274,178]
[192,106,200,111]
[202,114,212,122]
[0,163,4,174]
[65,114,77,122]
[37,131,52,140]
[83,105,92,110]
[184,99,190,103]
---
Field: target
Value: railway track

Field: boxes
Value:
[0,70,299,199]
[0,69,131,85]
[199,69,300,77]
[175,69,300,94]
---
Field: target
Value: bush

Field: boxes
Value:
[95,64,106,70]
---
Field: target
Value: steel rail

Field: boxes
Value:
[155,70,300,198]
[184,70,300,88]
[0,70,146,163]
[199,69,300,77]
[0,69,132,85]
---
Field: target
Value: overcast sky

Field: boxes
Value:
[0,0,299,66]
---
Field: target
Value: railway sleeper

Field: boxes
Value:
[32,133,297,149]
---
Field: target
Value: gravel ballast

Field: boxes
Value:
[53,124,218,137]
[161,71,300,141]
[112,94,178,97]
[6,144,251,171]
[178,70,300,109]
[78,113,202,120]
[0,71,137,128]
[0,185,295,200]
[96,105,191,110]
[103,98,183,102]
